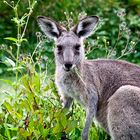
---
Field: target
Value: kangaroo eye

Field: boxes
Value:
[57,45,63,51]
[74,44,80,50]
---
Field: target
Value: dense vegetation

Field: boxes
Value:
[0,0,140,139]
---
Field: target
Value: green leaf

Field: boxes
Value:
[7,66,24,71]
[65,120,77,133]
[44,80,56,94]
[4,101,12,112]
[21,38,27,42]
[42,129,50,138]
[13,111,23,120]
[11,136,18,140]
[6,124,18,131]
[4,123,11,140]
[32,74,40,93]
[59,112,67,128]
[4,37,17,43]
[19,128,31,138]
[43,84,50,91]
[20,99,32,111]
[3,57,15,67]
[52,122,63,134]
[0,79,13,86]
[0,134,4,140]
[21,75,29,88]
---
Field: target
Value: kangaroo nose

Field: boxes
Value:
[64,63,73,70]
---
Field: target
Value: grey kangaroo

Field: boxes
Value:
[37,15,140,140]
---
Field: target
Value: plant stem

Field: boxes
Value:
[15,8,20,92]
[107,27,121,58]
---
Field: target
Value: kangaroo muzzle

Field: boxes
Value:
[63,48,74,71]
[63,62,73,71]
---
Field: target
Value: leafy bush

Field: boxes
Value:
[0,66,109,140]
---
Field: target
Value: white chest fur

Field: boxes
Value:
[55,70,87,105]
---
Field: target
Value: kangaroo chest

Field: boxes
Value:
[56,72,88,105]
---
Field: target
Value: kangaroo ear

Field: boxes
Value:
[37,16,66,39]
[72,16,99,39]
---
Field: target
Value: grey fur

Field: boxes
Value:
[37,16,140,140]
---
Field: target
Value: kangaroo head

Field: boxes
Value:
[37,16,99,71]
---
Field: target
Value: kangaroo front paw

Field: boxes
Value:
[60,96,73,109]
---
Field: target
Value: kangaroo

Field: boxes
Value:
[37,15,140,140]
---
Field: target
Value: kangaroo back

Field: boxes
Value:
[107,85,140,140]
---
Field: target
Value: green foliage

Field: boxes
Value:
[0,0,140,139]
[0,64,109,139]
